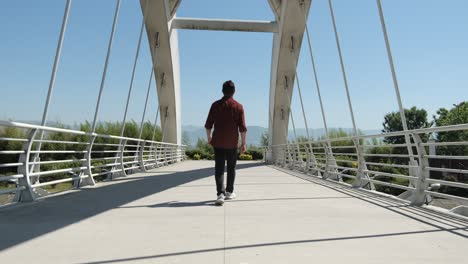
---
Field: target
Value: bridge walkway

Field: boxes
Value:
[0,161,467,263]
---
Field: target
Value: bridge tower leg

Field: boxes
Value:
[268,0,312,160]
[140,0,182,144]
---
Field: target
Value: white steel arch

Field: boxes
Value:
[139,0,312,150]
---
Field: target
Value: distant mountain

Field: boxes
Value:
[183,125,267,147]
[182,125,381,147]
[9,120,380,146]
[290,128,381,140]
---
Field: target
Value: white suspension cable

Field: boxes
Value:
[31,0,72,173]
[304,23,331,141]
[294,73,316,157]
[327,0,359,137]
[300,2,335,159]
[279,107,295,166]
[283,76,301,156]
[289,105,299,142]
[119,0,149,137]
[327,0,367,185]
[151,107,160,142]
[284,77,297,141]
[133,69,153,163]
[138,69,154,140]
[91,0,121,133]
[161,108,169,142]
[150,106,160,162]
[41,0,72,127]
[376,0,415,159]
[294,74,310,140]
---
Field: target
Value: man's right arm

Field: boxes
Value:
[204,104,215,144]
[240,131,246,154]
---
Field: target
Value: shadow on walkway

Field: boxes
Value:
[0,162,262,251]
[118,196,353,209]
[272,166,468,239]
[76,226,468,264]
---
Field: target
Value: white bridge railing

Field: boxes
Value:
[266,124,468,216]
[0,121,186,204]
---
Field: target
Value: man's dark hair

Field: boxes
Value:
[222,80,235,96]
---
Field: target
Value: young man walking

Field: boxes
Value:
[204,80,247,206]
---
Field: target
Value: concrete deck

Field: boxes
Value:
[1,161,467,264]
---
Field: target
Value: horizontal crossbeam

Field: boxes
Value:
[171,17,278,33]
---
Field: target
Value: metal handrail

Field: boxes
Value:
[0,121,186,204]
[266,124,468,210]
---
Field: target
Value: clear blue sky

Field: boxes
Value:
[1,0,467,130]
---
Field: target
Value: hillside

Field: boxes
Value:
[182,126,380,147]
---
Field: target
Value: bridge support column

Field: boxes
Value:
[141,0,181,144]
[268,0,311,160]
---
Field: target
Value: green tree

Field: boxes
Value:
[195,138,214,159]
[319,128,362,149]
[260,132,269,147]
[382,107,432,144]
[292,135,309,143]
[433,101,468,155]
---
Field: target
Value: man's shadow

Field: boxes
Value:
[148,200,215,208]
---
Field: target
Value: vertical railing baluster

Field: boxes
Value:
[78,135,96,187]
[139,140,146,171]
[16,129,38,202]
[119,139,127,177]
[411,133,430,205]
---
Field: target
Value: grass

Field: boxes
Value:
[42,182,73,193]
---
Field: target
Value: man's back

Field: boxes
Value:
[205,96,247,149]
[205,80,246,206]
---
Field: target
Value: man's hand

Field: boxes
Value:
[240,143,246,154]
[206,128,212,145]
[240,132,247,154]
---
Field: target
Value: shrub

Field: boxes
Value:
[239,154,253,160]
[245,149,263,160]
[193,153,201,160]
[185,149,198,159]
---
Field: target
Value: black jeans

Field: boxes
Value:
[214,148,237,196]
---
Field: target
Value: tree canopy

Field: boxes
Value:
[382,106,432,144]
[433,101,468,155]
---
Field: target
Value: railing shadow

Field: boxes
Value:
[76,227,468,264]
[272,166,468,238]
[0,162,262,251]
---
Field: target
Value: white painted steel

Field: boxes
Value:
[141,0,181,144]
[32,0,72,176]
[304,23,330,141]
[120,0,149,138]
[269,0,312,157]
[376,0,415,160]
[138,69,154,140]
[0,121,186,204]
[327,0,358,137]
[266,124,468,209]
[40,0,72,127]
[91,0,121,133]
[171,17,278,33]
